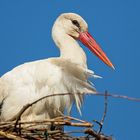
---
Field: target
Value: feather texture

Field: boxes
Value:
[0,58,99,121]
[0,13,103,123]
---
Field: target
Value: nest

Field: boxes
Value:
[1,90,137,140]
[0,115,112,140]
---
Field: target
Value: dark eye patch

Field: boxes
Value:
[72,20,80,28]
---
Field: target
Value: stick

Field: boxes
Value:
[98,90,108,133]
[0,116,93,130]
[10,93,73,131]
[0,130,26,140]
[7,92,140,133]
[10,91,140,123]
[22,121,92,128]
[94,92,140,102]
[9,93,74,122]
[85,128,112,140]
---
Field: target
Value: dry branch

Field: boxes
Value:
[85,128,112,140]
[0,115,110,140]
[94,91,108,134]
[0,130,26,140]
[95,92,140,102]
[9,93,73,121]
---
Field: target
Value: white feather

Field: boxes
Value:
[0,13,101,122]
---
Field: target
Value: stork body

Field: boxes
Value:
[0,13,114,122]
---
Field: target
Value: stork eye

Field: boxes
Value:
[72,20,80,28]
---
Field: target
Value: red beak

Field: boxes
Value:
[79,31,114,69]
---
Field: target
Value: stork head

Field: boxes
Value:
[53,13,114,69]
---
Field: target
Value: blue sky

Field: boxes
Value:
[0,0,140,139]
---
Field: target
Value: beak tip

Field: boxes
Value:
[79,31,115,70]
[111,65,115,70]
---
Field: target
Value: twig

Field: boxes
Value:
[0,130,26,140]
[94,92,140,102]
[10,93,93,132]
[0,116,93,130]
[64,116,87,123]
[101,91,108,125]
[85,128,112,140]
[10,93,74,131]
[23,122,92,128]
[93,91,108,134]
[10,92,140,122]
[0,115,111,139]
[10,91,140,122]
[98,90,108,133]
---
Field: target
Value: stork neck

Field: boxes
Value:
[52,31,87,67]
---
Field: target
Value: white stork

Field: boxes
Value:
[0,13,114,122]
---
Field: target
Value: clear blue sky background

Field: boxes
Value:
[0,1,140,139]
